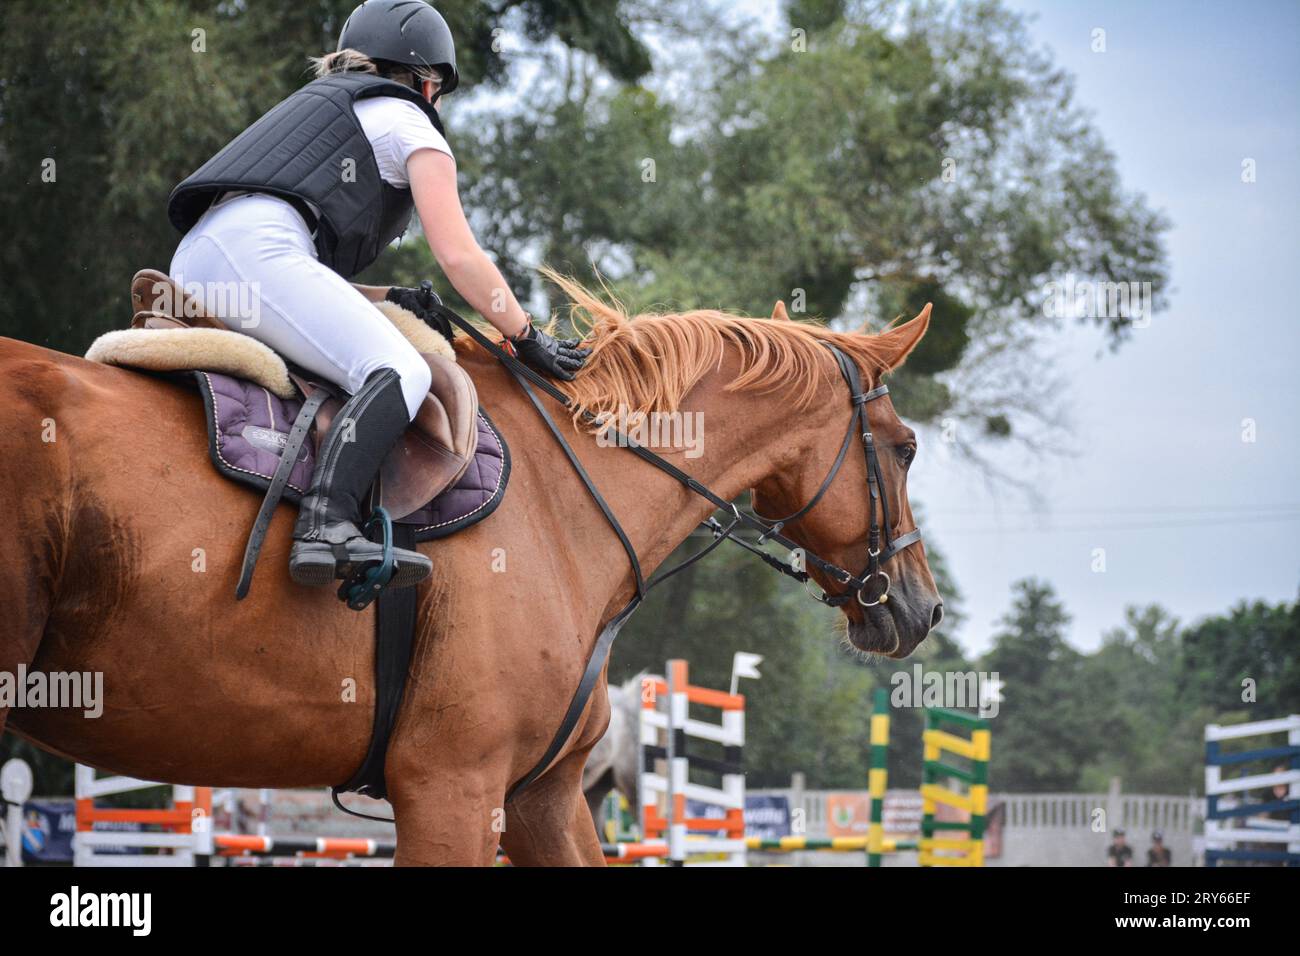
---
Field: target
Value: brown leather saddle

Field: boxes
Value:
[129,269,478,518]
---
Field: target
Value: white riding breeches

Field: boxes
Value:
[168,192,432,418]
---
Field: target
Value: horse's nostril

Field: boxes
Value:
[930,603,944,629]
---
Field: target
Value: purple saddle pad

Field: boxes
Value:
[193,370,509,541]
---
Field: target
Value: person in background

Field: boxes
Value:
[1146,829,1171,866]
[1106,828,1134,867]
[1252,761,1298,866]
[1266,762,1295,819]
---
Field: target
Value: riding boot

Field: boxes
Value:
[289,368,432,589]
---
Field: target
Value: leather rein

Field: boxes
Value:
[429,305,923,799]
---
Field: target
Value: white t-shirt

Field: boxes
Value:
[353,97,453,186]
[212,95,451,216]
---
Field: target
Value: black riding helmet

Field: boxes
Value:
[338,0,459,94]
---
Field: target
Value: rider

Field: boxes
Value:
[167,0,589,592]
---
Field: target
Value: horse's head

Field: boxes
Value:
[752,303,940,658]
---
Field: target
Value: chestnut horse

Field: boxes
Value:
[0,287,939,865]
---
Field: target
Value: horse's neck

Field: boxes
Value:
[465,349,817,599]
[571,363,814,588]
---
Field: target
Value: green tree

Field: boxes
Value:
[1079,606,1208,794]
[980,578,1099,792]
[457,0,1169,443]
[1180,595,1300,724]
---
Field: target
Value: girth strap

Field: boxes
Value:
[331,522,420,815]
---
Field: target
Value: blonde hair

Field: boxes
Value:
[310,48,443,91]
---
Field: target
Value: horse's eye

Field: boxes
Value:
[898,444,916,466]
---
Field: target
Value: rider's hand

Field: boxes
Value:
[385,282,453,341]
[509,320,591,381]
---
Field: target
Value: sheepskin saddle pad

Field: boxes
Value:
[84,273,510,540]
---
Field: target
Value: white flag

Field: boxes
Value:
[730,652,764,694]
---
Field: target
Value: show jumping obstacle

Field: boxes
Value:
[746,836,872,852]
[599,841,669,861]
[75,765,403,866]
[73,682,991,869]
[211,834,396,864]
[1203,715,1300,867]
[867,688,991,867]
[638,660,748,866]
[74,765,212,867]
[605,673,992,866]
[917,700,992,866]
[70,684,991,868]
[1,758,33,867]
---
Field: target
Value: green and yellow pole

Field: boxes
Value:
[919,706,992,867]
[866,688,890,867]
[968,722,991,866]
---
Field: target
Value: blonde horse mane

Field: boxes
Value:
[530,269,913,429]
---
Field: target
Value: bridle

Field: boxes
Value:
[430,304,923,797]
[742,343,923,607]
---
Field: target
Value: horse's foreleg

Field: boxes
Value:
[584,770,615,840]
[388,769,505,866]
[501,748,608,866]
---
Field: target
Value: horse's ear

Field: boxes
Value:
[771,300,790,321]
[875,303,932,371]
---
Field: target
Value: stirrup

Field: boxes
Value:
[338,507,397,611]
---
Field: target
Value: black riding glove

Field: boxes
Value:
[385,282,453,343]
[509,321,591,381]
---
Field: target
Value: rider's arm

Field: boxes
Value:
[351,284,388,303]
[407,148,530,338]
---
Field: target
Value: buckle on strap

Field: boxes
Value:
[806,578,853,607]
[877,528,923,563]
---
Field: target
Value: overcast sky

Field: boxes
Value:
[900,0,1300,652]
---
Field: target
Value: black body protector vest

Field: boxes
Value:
[168,73,445,279]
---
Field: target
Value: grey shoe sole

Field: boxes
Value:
[289,542,432,590]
